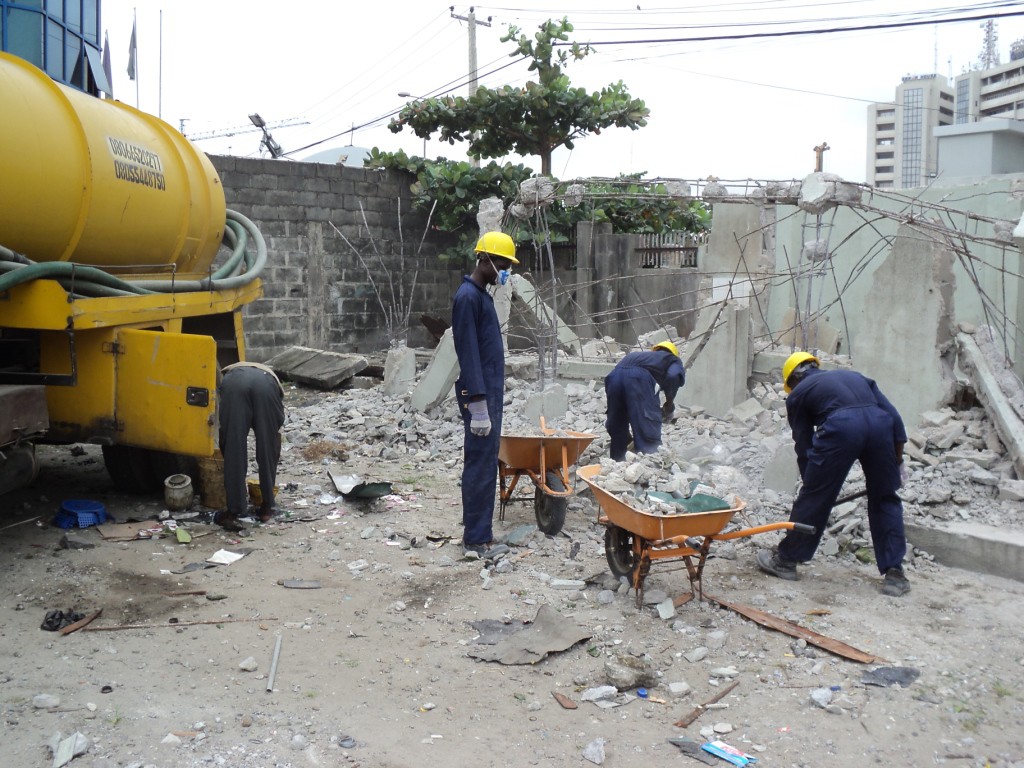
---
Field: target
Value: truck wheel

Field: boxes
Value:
[534,471,568,535]
[604,524,638,581]
[148,451,198,487]
[102,446,159,493]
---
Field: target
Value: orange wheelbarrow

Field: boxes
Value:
[498,418,596,535]
[577,464,814,607]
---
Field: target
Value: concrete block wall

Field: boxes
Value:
[210,155,455,361]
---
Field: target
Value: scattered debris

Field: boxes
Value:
[674,681,740,728]
[40,609,85,632]
[58,609,102,636]
[467,605,591,665]
[862,666,921,688]
[552,691,577,709]
[277,579,321,589]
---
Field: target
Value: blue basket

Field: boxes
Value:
[53,499,107,529]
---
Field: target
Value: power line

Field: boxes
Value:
[542,7,1024,46]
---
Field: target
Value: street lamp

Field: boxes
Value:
[397,92,427,158]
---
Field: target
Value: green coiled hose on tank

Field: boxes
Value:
[0,209,267,297]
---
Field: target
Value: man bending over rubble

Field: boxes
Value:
[216,361,286,532]
[452,231,518,560]
[756,351,911,596]
[604,341,685,461]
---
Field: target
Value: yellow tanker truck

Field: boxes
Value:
[0,50,265,496]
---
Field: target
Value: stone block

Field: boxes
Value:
[411,329,459,413]
[762,438,799,493]
[930,422,966,451]
[726,397,765,423]
[997,478,1024,501]
[383,346,418,397]
[524,384,569,423]
[265,346,368,389]
[920,410,954,427]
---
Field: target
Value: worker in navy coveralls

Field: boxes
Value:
[757,351,911,596]
[452,232,519,559]
[604,341,685,461]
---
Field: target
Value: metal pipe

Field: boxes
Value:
[266,634,283,692]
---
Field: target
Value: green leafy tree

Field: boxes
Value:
[389,18,649,176]
[365,148,534,261]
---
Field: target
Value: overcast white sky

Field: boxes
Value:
[99,1,1024,184]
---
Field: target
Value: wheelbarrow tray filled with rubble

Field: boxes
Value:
[577,463,813,605]
[498,418,596,535]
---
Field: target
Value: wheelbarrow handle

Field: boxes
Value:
[791,523,816,534]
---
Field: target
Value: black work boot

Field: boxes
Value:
[756,548,799,581]
[881,566,911,596]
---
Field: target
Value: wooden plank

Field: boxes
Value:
[705,594,884,663]
[59,608,102,636]
[673,680,740,728]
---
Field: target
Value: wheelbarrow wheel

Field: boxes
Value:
[604,525,638,581]
[534,471,568,535]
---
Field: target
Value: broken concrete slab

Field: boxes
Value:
[762,439,800,493]
[776,307,841,355]
[798,172,863,214]
[524,383,569,423]
[510,274,582,354]
[957,331,1024,478]
[557,359,615,382]
[855,223,957,431]
[726,397,765,423]
[906,521,1024,584]
[410,329,458,413]
[265,346,368,389]
[681,300,752,418]
[383,346,417,396]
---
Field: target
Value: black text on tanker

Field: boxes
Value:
[113,159,167,191]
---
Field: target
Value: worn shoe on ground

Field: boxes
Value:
[881,566,911,596]
[215,512,245,533]
[257,506,281,523]
[463,542,510,560]
[756,548,799,581]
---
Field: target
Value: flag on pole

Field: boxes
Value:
[127,19,137,81]
[102,31,114,97]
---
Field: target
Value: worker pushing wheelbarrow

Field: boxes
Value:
[578,464,815,607]
[497,418,596,535]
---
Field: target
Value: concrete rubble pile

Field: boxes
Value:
[276,361,1023,570]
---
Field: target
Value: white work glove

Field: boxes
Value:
[899,463,908,487]
[467,400,491,437]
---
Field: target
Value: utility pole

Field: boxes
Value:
[450,6,491,166]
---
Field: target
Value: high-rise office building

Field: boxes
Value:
[866,74,955,189]
[954,42,1024,124]
[0,0,108,95]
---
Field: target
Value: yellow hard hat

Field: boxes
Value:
[782,351,819,393]
[474,231,519,264]
[652,340,679,357]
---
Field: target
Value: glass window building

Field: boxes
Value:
[1,0,106,95]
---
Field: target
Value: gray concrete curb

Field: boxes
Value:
[906,522,1024,584]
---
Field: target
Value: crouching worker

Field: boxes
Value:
[756,352,911,596]
[216,362,285,532]
[604,341,685,461]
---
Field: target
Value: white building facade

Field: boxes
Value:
[866,75,954,189]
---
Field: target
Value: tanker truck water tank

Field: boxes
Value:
[0,51,225,277]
